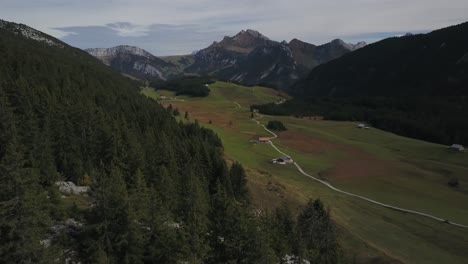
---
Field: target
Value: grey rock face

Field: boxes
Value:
[55,181,89,195]
[86,45,154,59]
[86,46,174,80]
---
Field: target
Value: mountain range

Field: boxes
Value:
[86,29,366,89]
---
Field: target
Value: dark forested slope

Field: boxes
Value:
[256,22,468,145]
[0,20,340,264]
[292,22,468,96]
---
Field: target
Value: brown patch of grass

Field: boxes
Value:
[279,129,401,181]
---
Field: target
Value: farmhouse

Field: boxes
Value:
[450,144,465,152]
[257,137,270,143]
[357,123,370,129]
[272,155,293,164]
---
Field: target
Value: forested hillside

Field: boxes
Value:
[0,20,340,263]
[256,22,468,145]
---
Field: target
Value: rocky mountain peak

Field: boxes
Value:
[209,29,274,54]
[330,39,366,51]
[331,38,347,46]
[86,45,155,59]
[352,41,367,50]
[288,38,316,48]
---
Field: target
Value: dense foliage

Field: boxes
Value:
[267,120,287,131]
[253,96,468,145]
[291,22,468,97]
[150,76,214,97]
[258,22,468,145]
[0,21,342,263]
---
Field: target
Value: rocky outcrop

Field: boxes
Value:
[0,19,64,47]
[55,181,89,195]
[87,45,154,59]
[86,45,176,80]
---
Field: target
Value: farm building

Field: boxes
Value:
[450,144,464,151]
[272,155,293,164]
[357,123,370,129]
[257,137,271,143]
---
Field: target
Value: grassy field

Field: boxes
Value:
[142,82,468,264]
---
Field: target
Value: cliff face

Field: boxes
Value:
[86,46,175,80]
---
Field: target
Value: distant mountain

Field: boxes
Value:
[86,45,176,80]
[292,22,468,96]
[158,54,194,76]
[288,38,366,71]
[85,30,365,88]
[186,29,365,89]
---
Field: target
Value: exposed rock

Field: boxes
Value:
[283,255,310,264]
[87,45,154,59]
[0,19,63,47]
[55,181,89,195]
[86,46,175,80]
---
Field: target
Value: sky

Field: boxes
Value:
[1,0,468,55]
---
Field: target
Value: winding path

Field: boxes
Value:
[235,102,468,229]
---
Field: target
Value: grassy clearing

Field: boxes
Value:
[142,81,468,264]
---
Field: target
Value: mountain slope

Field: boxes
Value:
[0,19,65,47]
[0,19,341,263]
[86,45,176,80]
[292,22,468,96]
[186,29,365,89]
[255,22,468,145]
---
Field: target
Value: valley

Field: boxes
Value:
[143,82,468,264]
[2,11,468,263]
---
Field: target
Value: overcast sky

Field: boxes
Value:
[2,0,467,55]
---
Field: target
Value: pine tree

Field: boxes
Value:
[91,164,130,263]
[179,166,210,263]
[297,199,339,264]
[229,162,249,202]
[0,109,52,263]
[126,169,150,263]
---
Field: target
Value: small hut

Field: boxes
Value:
[272,155,293,164]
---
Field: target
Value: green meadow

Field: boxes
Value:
[143,81,468,264]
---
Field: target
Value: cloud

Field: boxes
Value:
[1,0,468,55]
[105,22,151,37]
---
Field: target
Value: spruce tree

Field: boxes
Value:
[0,114,52,263]
[297,199,339,264]
[229,162,249,202]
